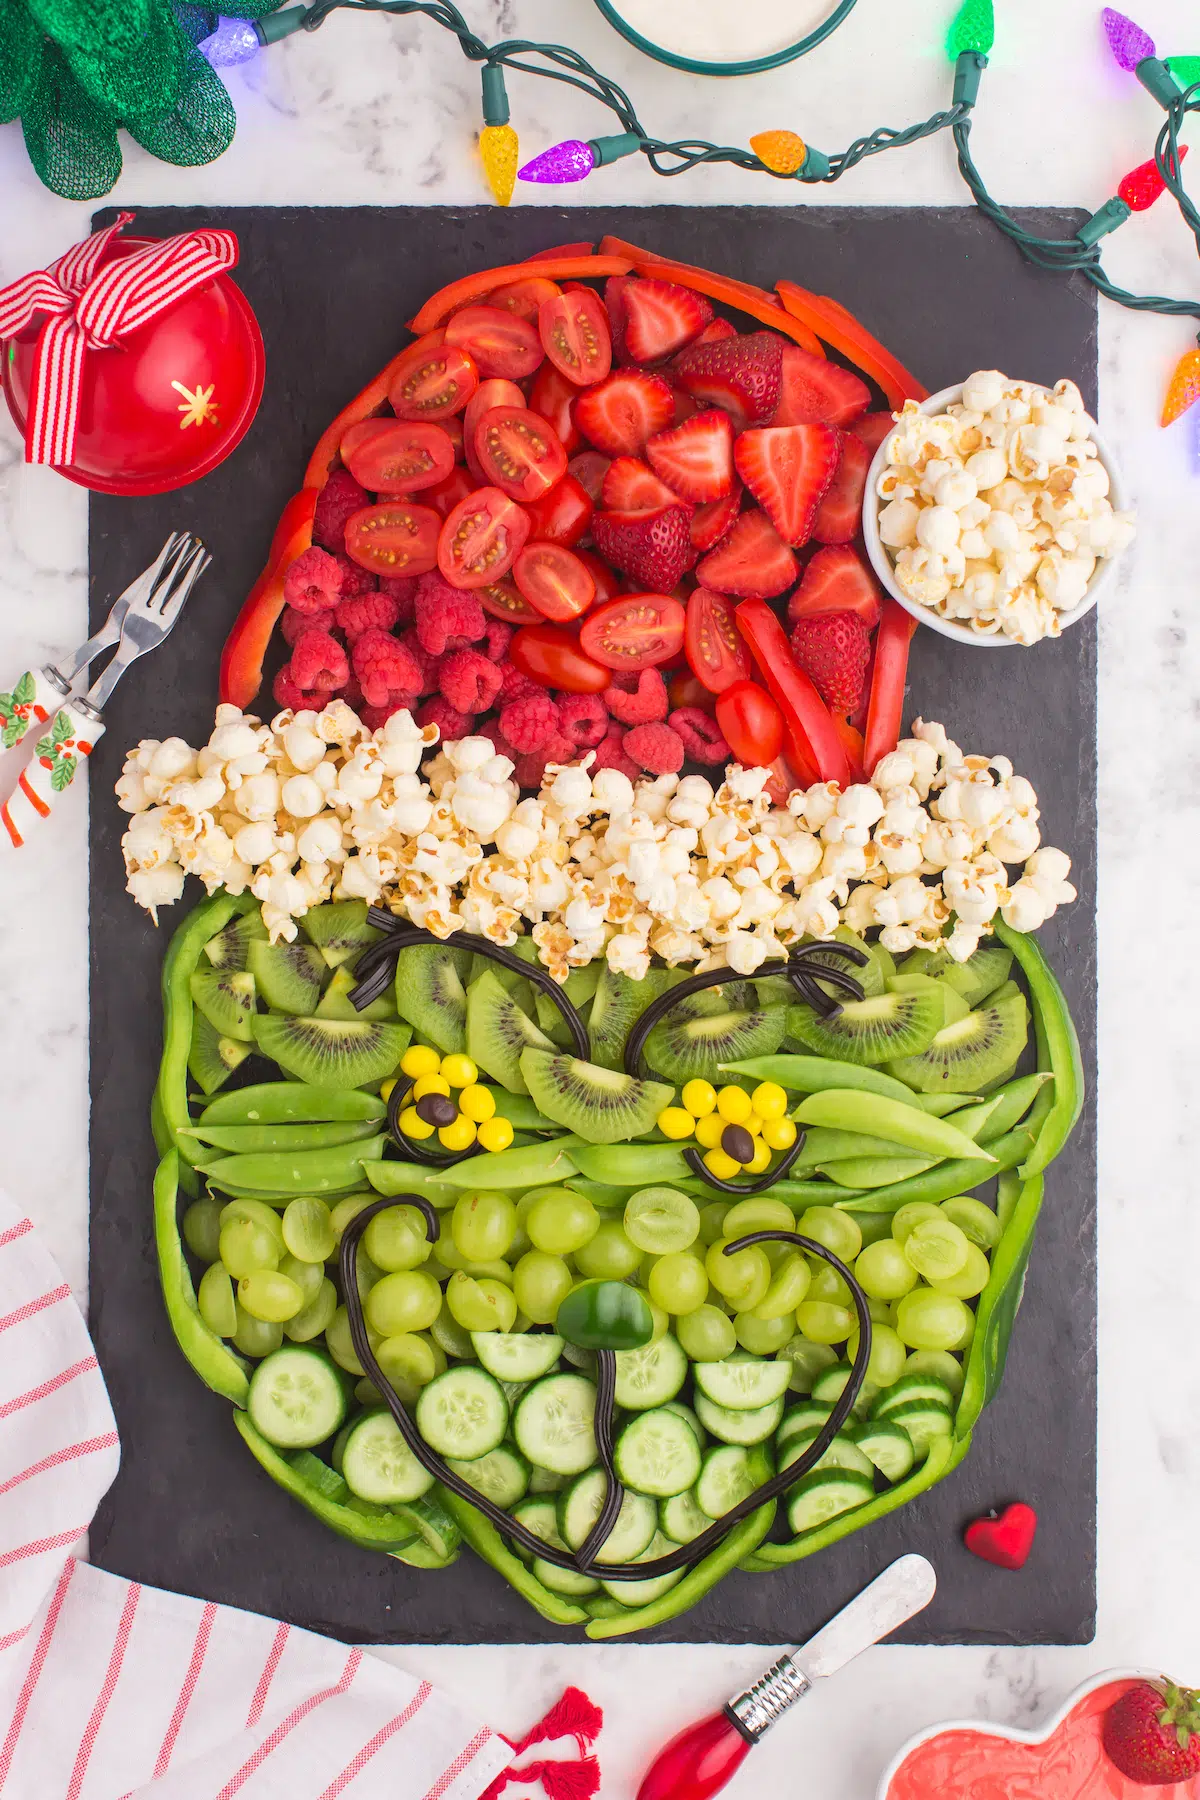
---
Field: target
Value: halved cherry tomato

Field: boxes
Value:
[388,333,478,420]
[425,464,476,518]
[538,289,613,388]
[567,451,611,503]
[474,406,567,504]
[716,679,784,766]
[511,624,610,694]
[441,415,464,459]
[520,474,593,546]
[339,419,456,495]
[438,487,531,588]
[464,378,525,482]
[514,542,596,623]
[529,361,583,455]
[486,276,562,320]
[345,502,441,577]
[444,304,544,380]
[573,547,622,604]
[669,670,716,712]
[684,587,753,695]
[579,594,686,671]
[480,579,541,624]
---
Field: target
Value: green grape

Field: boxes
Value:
[648,1251,708,1315]
[364,1205,430,1272]
[867,1296,895,1324]
[847,1321,907,1387]
[634,1288,669,1343]
[941,1195,1002,1250]
[950,1307,976,1352]
[854,1211,895,1248]
[854,1239,919,1301]
[218,1219,280,1281]
[220,1197,285,1243]
[697,1201,732,1246]
[796,1206,862,1263]
[623,1187,700,1255]
[447,1270,517,1332]
[735,1311,794,1355]
[281,1197,336,1264]
[777,1335,838,1392]
[183,1198,223,1263]
[574,1219,642,1280]
[355,1242,384,1302]
[451,1191,517,1261]
[806,1262,853,1308]
[637,1251,660,1288]
[198,1262,237,1337]
[279,1253,324,1306]
[752,1251,811,1321]
[890,1201,944,1247]
[458,1259,514,1285]
[356,1378,383,1406]
[894,1288,971,1351]
[329,1193,374,1246]
[526,1189,598,1256]
[375,1332,438,1403]
[513,1251,573,1324]
[238,1270,305,1323]
[231,1304,283,1359]
[706,1239,770,1307]
[904,1349,965,1397]
[722,1197,793,1240]
[928,1241,990,1299]
[326,1302,381,1374]
[795,1300,854,1345]
[675,1303,737,1361]
[430,1298,474,1360]
[365,1269,442,1336]
[284,1277,338,1343]
[903,1217,969,1281]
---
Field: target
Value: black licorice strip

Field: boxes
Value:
[573,1349,624,1573]
[340,1209,873,1579]
[681,1135,810,1195]
[384,1075,477,1168]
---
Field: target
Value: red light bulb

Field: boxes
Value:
[1118,144,1188,211]
[637,1712,751,1800]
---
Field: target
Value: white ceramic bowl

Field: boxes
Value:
[874,1667,1155,1798]
[860,382,1130,649]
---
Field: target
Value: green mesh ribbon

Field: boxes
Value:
[0,0,279,198]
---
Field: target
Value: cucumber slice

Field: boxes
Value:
[528,1465,568,1494]
[851,1420,916,1482]
[659,1489,714,1544]
[509,1496,599,1595]
[695,1444,761,1519]
[810,1361,877,1420]
[446,1444,530,1509]
[341,1409,436,1503]
[694,1392,784,1445]
[613,1334,688,1411]
[471,1332,563,1382]
[779,1431,874,1480]
[246,1346,346,1449]
[777,1402,833,1446]
[512,1373,598,1475]
[878,1399,953,1459]
[614,1409,703,1498]
[416,1367,508,1460]
[600,1533,684,1606]
[786,1469,875,1535]
[694,1354,792,1411]
[663,1400,707,1447]
[557,1468,657,1564]
[871,1374,955,1419]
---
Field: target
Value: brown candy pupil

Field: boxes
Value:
[416,1093,458,1128]
[721,1123,755,1165]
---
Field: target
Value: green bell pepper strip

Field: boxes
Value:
[832,1125,1036,1213]
[995,1167,1022,1235]
[721,1055,920,1104]
[192,1136,387,1195]
[434,1488,589,1625]
[955,1172,1044,1437]
[994,921,1084,1178]
[792,1091,996,1164]
[200,1083,386,1126]
[153,1087,198,1197]
[154,1150,249,1405]
[157,891,259,1176]
[557,1279,655,1350]
[584,1500,775,1638]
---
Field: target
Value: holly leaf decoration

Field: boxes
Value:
[34,732,54,760]
[49,710,73,746]
[50,754,77,793]
[12,672,34,706]
[0,672,36,748]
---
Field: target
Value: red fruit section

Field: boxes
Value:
[734,423,840,547]
[538,288,613,386]
[511,624,610,693]
[684,587,752,694]
[811,431,871,545]
[387,334,478,420]
[602,458,681,513]
[621,276,712,363]
[646,409,735,503]
[773,343,871,427]
[672,330,784,430]
[444,304,544,380]
[437,487,531,588]
[592,506,695,592]
[696,511,798,598]
[580,595,686,671]
[575,370,675,456]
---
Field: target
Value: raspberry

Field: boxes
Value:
[418,695,474,742]
[313,468,370,553]
[335,589,404,642]
[513,732,576,790]
[340,674,365,711]
[290,629,350,694]
[351,628,423,707]
[623,722,685,776]
[272,663,309,712]
[604,668,669,726]
[281,604,336,647]
[361,699,416,730]
[669,706,730,766]
[379,574,418,624]
[284,547,344,614]
[500,693,561,753]
[439,648,503,714]
[484,618,514,661]
[498,664,542,706]
[590,725,641,782]
[398,628,442,695]
[557,693,608,751]
[475,721,521,764]
[414,571,486,655]
[332,552,377,601]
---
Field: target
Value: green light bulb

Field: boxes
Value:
[947,0,995,57]
[1167,54,1200,88]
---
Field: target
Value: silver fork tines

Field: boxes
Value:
[44,531,192,699]
[76,533,210,720]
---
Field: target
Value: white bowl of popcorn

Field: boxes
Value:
[861,371,1135,647]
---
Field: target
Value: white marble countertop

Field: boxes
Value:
[2,0,1199,1791]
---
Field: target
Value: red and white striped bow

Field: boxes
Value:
[0,213,240,467]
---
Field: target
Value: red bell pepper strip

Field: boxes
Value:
[831,712,866,785]
[597,235,825,357]
[529,241,595,260]
[409,256,632,333]
[774,280,927,410]
[735,600,850,788]
[862,599,919,776]
[219,488,317,709]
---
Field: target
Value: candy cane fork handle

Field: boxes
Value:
[0,697,103,848]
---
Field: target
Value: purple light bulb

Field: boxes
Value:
[198,16,263,65]
[518,140,597,185]
[1102,7,1156,70]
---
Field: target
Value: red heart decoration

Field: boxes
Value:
[964,1501,1038,1570]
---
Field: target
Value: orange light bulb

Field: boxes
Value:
[750,130,807,175]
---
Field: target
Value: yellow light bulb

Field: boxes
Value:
[480,123,519,206]
[750,129,807,176]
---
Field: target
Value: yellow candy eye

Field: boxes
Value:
[746,1138,773,1174]
[694,1114,726,1150]
[751,1082,788,1120]
[716,1086,751,1124]
[400,1106,435,1140]
[458,1083,496,1122]
[438,1116,477,1151]
[762,1117,797,1151]
[412,1073,451,1101]
[682,1079,717,1118]
[477,1116,514,1153]
[704,1148,743,1181]
[657,1107,696,1140]
[380,1078,397,1103]
[440,1053,479,1089]
[401,1044,441,1079]
[744,1112,763,1136]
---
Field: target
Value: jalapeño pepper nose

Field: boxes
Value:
[556,1278,655,1351]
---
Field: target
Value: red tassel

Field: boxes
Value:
[539,1756,602,1800]
[480,1687,605,1800]
[516,1686,605,1753]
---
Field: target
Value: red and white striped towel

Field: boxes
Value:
[0,1198,513,1800]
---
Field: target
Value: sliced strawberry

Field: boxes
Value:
[670,388,699,427]
[695,317,738,346]
[851,411,895,456]
[672,331,784,431]
[605,274,632,363]
[592,506,696,591]
[811,431,870,545]
[602,457,681,512]
[690,486,742,552]
[574,370,675,457]
[645,409,735,504]
[567,450,612,503]
[734,424,839,547]
[695,509,797,598]
[772,344,871,427]
[621,277,712,364]
[788,544,882,629]
[789,610,872,716]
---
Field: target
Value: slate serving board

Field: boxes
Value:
[88,205,1097,1645]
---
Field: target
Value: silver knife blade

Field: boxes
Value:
[792,1555,937,1681]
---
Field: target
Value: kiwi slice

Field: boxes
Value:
[532,962,602,1049]
[190,967,256,1042]
[520,1049,673,1145]
[252,1013,410,1089]
[929,944,1014,1009]
[787,989,943,1066]
[887,973,970,1028]
[247,939,328,1014]
[315,965,401,1023]
[887,990,1030,1093]
[203,910,268,972]
[394,945,468,1053]
[187,1011,251,1095]
[467,968,555,1094]
[300,899,385,969]
[644,1007,788,1085]
[588,966,687,1070]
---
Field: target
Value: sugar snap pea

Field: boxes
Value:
[793,1128,927,1169]
[200,1082,385,1126]
[154,1149,249,1405]
[995,1167,1023,1235]
[721,1055,920,1105]
[949,1073,1052,1147]
[584,1499,775,1638]
[792,1091,996,1164]
[365,1162,461,1205]
[994,921,1084,1178]
[439,1136,584,1189]
[483,1088,560,1130]
[833,1125,1036,1213]
[196,1136,386,1195]
[819,1155,935,1187]
[435,1488,589,1625]
[913,1093,982,1115]
[181,1120,382,1154]
[570,1143,692,1186]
